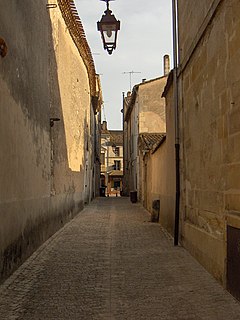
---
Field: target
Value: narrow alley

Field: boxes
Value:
[0,198,240,320]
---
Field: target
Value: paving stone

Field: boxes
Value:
[0,197,240,319]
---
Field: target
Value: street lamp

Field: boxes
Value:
[97,0,120,55]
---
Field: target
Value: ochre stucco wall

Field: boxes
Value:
[0,0,94,281]
[0,0,52,281]
[49,6,92,204]
[158,84,176,235]
[141,83,176,235]
[138,77,166,134]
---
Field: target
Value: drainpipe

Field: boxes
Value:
[122,92,125,195]
[172,0,180,246]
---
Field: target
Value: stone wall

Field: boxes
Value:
[178,0,215,63]
[0,0,96,282]
[177,0,240,283]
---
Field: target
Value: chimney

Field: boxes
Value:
[142,79,146,83]
[163,54,170,76]
[102,121,107,131]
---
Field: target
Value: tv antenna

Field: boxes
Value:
[122,71,141,91]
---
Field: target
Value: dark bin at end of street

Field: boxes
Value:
[151,199,160,222]
[130,191,137,203]
[100,187,106,197]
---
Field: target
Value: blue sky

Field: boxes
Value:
[76,0,173,130]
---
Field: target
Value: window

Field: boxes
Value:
[114,160,121,170]
[114,147,120,156]
[114,181,120,189]
[100,153,105,165]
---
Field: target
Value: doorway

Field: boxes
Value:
[227,225,240,301]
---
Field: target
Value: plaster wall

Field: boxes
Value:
[0,0,52,281]
[0,0,93,281]
[49,7,92,204]
[141,84,175,234]
[158,85,176,235]
[126,77,167,198]
[178,0,240,283]
[138,78,166,134]
[123,119,129,196]
[125,98,139,193]
[148,144,175,234]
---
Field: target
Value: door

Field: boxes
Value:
[227,225,240,301]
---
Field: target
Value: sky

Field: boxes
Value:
[75,0,173,130]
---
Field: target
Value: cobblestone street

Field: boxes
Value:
[0,197,240,320]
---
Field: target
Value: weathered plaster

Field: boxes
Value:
[0,0,97,281]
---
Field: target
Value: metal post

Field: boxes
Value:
[106,142,109,196]
[122,92,125,194]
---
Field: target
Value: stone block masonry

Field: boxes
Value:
[0,198,240,319]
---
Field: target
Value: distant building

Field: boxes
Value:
[100,121,123,196]
[123,68,168,200]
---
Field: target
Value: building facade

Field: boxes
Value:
[100,121,123,196]
[123,73,168,201]
[163,0,240,300]
[0,0,101,282]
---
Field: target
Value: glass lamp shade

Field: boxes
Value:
[97,9,120,55]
